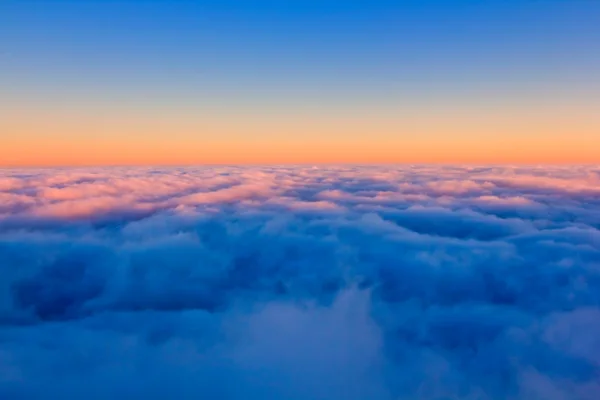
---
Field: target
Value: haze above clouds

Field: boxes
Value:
[1,165,600,399]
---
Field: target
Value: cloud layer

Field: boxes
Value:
[1,165,599,399]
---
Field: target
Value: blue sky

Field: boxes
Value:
[3,0,599,96]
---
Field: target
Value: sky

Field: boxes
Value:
[1,0,599,165]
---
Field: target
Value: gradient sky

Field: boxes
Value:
[1,0,599,166]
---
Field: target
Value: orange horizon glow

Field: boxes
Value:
[2,136,599,167]
[3,140,599,167]
[2,96,599,167]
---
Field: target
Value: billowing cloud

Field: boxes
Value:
[0,165,599,399]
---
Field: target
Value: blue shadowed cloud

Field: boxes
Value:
[1,165,600,399]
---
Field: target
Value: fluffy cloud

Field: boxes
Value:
[0,165,599,399]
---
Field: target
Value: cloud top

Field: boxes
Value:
[1,165,599,399]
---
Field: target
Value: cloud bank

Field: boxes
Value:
[1,165,599,399]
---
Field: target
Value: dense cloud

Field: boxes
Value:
[1,165,599,399]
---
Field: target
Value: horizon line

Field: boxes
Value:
[2,161,599,169]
